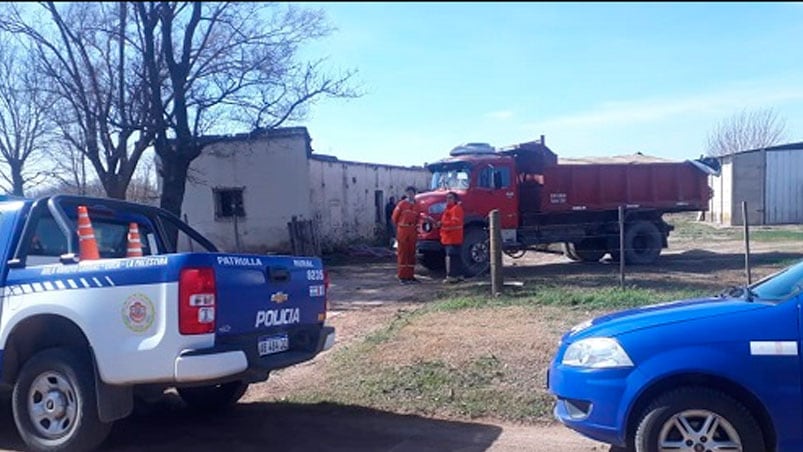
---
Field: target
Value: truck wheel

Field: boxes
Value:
[635,387,764,452]
[624,221,662,264]
[418,251,445,271]
[461,227,490,277]
[573,239,606,262]
[13,348,112,452]
[562,242,581,262]
[177,381,248,412]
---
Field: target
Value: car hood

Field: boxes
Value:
[566,296,771,341]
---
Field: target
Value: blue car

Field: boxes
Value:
[548,260,803,452]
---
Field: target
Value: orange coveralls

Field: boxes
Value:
[440,203,465,278]
[439,203,465,246]
[391,198,421,280]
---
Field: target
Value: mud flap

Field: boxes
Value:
[93,354,133,422]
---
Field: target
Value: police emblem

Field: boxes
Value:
[122,293,155,332]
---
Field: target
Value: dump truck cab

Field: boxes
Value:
[415,144,522,275]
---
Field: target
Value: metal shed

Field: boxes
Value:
[708,141,803,226]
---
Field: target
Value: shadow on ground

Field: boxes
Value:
[0,396,503,452]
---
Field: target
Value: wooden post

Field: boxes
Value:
[619,206,625,289]
[742,201,752,285]
[489,209,503,297]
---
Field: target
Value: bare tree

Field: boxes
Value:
[0,35,55,196]
[126,153,160,205]
[46,136,91,196]
[706,108,787,157]
[1,2,154,199]
[134,2,358,217]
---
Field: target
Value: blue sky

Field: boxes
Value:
[296,2,803,167]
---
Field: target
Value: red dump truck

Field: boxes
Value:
[415,136,720,276]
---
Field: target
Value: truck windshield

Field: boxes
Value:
[430,168,470,190]
[750,260,803,302]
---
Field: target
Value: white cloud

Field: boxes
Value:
[485,110,514,120]
[525,80,803,130]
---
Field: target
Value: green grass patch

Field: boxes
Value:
[670,217,803,243]
[292,354,548,422]
[435,285,705,312]
[750,230,803,242]
[285,284,706,423]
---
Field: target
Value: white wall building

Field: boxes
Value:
[181,127,430,253]
[708,141,803,226]
[309,155,430,250]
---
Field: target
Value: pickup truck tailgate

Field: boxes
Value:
[212,255,326,339]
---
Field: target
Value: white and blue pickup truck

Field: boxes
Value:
[0,194,335,451]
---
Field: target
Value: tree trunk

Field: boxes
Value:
[159,152,190,219]
[104,176,127,200]
[10,163,25,196]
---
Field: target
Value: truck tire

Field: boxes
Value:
[418,251,445,271]
[634,387,764,452]
[13,348,112,452]
[177,381,248,412]
[461,227,490,277]
[572,239,606,262]
[562,242,581,262]
[624,221,662,264]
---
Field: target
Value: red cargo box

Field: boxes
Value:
[539,162,710,213]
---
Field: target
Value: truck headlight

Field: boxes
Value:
[562,338,634,368]
[428,202,447,214]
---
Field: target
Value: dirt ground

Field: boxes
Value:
[1,232,801,452]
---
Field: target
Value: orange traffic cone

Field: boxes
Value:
[126,222,143,257]
[77,205,100,260]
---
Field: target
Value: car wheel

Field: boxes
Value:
[13,348,112,452]
[177,381,248,412]
[635,387,764,452]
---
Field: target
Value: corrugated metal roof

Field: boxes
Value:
[724,141,803,157]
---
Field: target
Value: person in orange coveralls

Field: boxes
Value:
[437,191,464,283]
[392,186,422,284]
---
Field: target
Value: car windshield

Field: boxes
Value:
[430,168,470,190]
[749,260,803,302]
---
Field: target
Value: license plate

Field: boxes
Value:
[258,334,289,356]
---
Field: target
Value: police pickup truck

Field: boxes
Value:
[0,194,335,451]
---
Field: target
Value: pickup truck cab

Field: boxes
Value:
[0,194,335,451]
[547,259,803,452]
